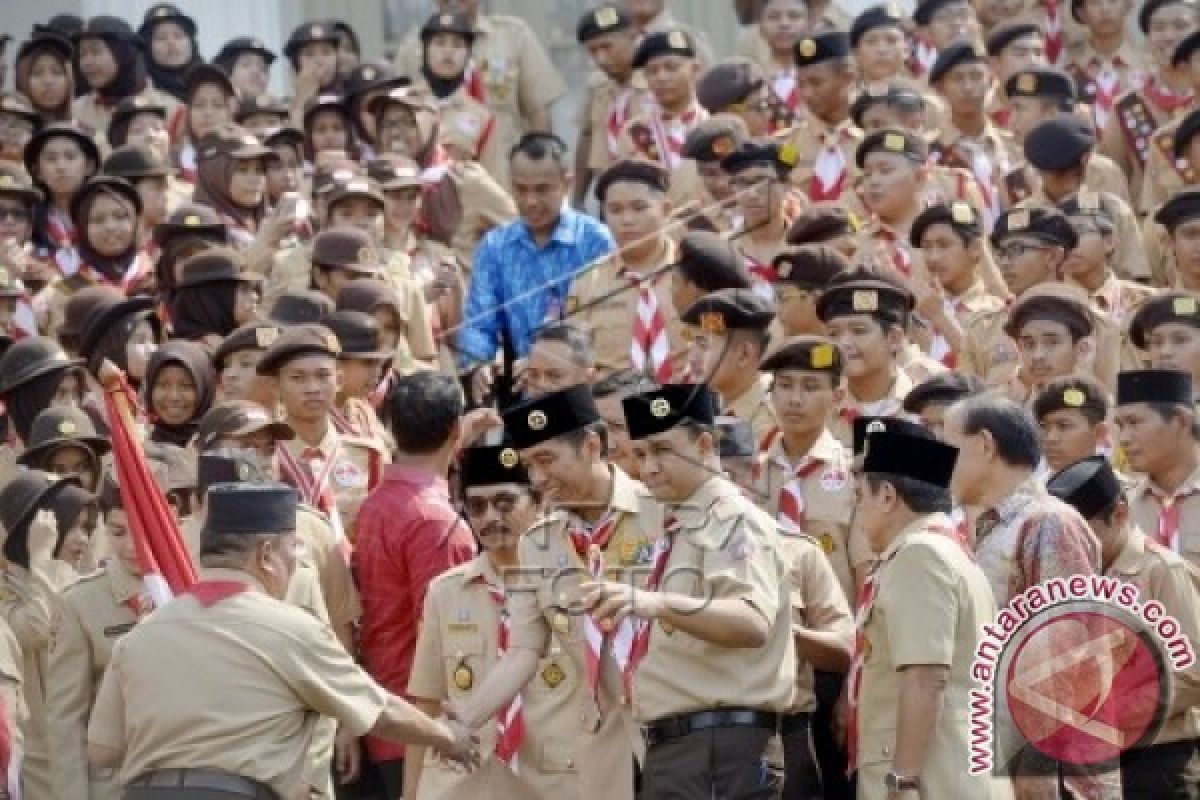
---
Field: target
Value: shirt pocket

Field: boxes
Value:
[538,740,578,772]
[529,651,577,696]
[444,631,486,699]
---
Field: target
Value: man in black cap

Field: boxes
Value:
[575,382,795,800]
[1032,375,1112,472]
[721,138,796,288]
[1046,455,1200,796]
[1116,369,1200,568]
[678,114,749,231]
[1130,291,1200,392]
[615,30,706,208]
[785,32,861,205]
[1153,188,1200,291]
[85,482,476,800]
[573,5,652,205]
[903,371,984,436]
[682,288,779,448]
[1097,0,1197,213]
[448,385,659,800]
[851,422,1002,800]
[771,243,851,336]
[985,22,1046,130]
[1021,115,1149,282]
[696,57,776,136]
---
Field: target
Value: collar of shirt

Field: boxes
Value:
[515,209,582,252]
[462,553,503,588]
[877,511,952,563]
[285,420,339,460]
[610,465,645,514]
[197,566,267,595]
[672,474,739,528]
[1135,462,1200,503]
[1106,528,1151,578]
[951,278,997,310]
[617,237,677,283]
[770,428,843,472]
[381,461,448,491]
[843,370,914,416]
[725,374,770,419]
[988,476,1046,528]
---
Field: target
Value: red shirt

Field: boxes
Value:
[354,463,476,763]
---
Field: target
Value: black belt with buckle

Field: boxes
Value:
[644,708,780,747]
[781,712,812,738]
[127,769,280,800]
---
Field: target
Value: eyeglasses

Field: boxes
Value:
[995,241,1051,260]
[0,207,29,222]
[464,491,523,517]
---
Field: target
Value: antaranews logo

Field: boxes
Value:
[968,575,1195,777]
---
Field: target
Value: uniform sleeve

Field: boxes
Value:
[506,534,551,653]
[452,165,517,268]
[881,542,960,668]
[792,541,854,637]
[703,514,781,623]
[86,641,127,753]
[458,232,505,367]
[279,617,390,737]
[406,582,447,701]
[1,568,66,653]
[1111,195,1149,282]
[403,280,438,361]
[306,512,363,632]
[578,220,616,277]
[45,597,95,800]
[514,22,567,117]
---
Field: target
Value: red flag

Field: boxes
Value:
[101,369,198,607]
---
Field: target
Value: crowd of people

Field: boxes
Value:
[0,0,1194,798]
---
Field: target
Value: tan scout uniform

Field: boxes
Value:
[46,560,143,800]
[505,467,662,800]
[567,240,688,378]
[87,569,390,800]
[615,106,707,212]
[394,15,567,188]
[1129,464,1200,569]
[1105,530,1200,748]
[1065,41,1147,132]
[758,430,861,600]
[725,373,781,451]
[442,160,518,268]
[856,513,1008,800]
[280,424,387,542]
[582,72,655,175]
[1099,78,1193,212]
[782,117,862,205]
[1141,115,1198,213]
[930,121,1023,212]
[408,556,582,800]
[633,475,796,720]
[0,618,22,788]
[638,10,716,68]
[379,239,444,363]
[1071,272,1158,371]
[1,560,76,800]
[735,6,852,69]
[830,370,915,447]
[433,89,506,185]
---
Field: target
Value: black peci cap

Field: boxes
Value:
[503,385,601,450]
[622,384,720,440]
[1046,456,1122,520]
[1116,369,1193,406]
[461,443,531,488]
[862,428,959,488]
[203,482,298,535]
[1024,115,1096,171]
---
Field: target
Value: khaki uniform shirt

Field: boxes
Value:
[1018,189,1148,282]
[638,10,715,69]
[776,532,853,714]
[46,560,143,800]
[1065,40,1147,131]
[581,73,654,174]
[408,555,582,799]
[379,237,444,363]
[831,369,914,447]
[857,515,1008,800]
[1099,78,1192,212]
[1104,529,1200,745]
[781,116,862,205]
[506,466,661,800]
[0,618,21,780]
[1129,464,1200,569]
[615,106,706,212]
[394,15,567,188]
[756,429,862,601]
[931,121,1022,200]
[725,374,780,451]
[87,569,389,799]
[281,423,388,542]
[566,239,688,378]
[633,475,796,721]
[443,161,519,268]
[433,88,507,186]
[999,153,1132,209]
[1071,272,1157,372]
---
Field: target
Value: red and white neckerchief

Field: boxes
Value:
[909,38,938,80]
[78,252,152,295]
[487,578,526,770]
[776,456,826,534]
[607,87,637,160]
[963,142,1000,227]
[219,212,257,249]
[178,141,198,184]
[463,61,487,105]
[329,406,364,438]
[629,272,673,384]
[568,511,627,703]
[1042,0,1065,66]
[876,227,914,278]
[276,439,350,556]
[928,296,969,368]
[810,133,848,202]
[46,207,80,277]
[846,564,880,775]
[650,105,706,170]
[1090,63,1123,132]
[8,294,37,340]
[770,68,802,114]
[369,370,394,411]
[628,514,680,680]
[1149,485,1198,552]
[1144,76,1194,115]
[0,689,19,800]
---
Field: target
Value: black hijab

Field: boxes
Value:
[85,34,149,106]
[7,368,80,444]
[73,186,141,283]
[170,282,240,340]
[143,340,216,448]
[144,22,202,102]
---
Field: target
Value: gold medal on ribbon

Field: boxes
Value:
[542,662,566,688]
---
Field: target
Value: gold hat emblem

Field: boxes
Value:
[1062,388,1086,407]
[883,132,906,152]
[1018,71,1040,92]
[528,410,548,431]
[650,397,672,418]
[699,311,726,334]
[184,214,201,226]
[236,462,251,480]
[255,326,279,348]
[596,7,619,27]
[852,289,879,312]
[819,532,836,554]
[667,30,689,50]
[310,24,324,38]
[811,343,835,369]
[1174,295,1198,315]
[323,331,342,353]
[711,135,735,157]
[866,419,887,434]
[777,262,792,279]
[951,202,973,225]
[357,246,374,264]
[155,6,172,17]
[0,175,11,188]
[440,13,454,25]
[347,180,370,193]
[241,135,259,147]
[542,662,566,688]
[798,38,817,58]
[1008,209,1030,230]
[779,142,798,167]
[58,419,77,436]
[499,448,519,469]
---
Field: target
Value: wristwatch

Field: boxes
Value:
[885,771,921,792]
